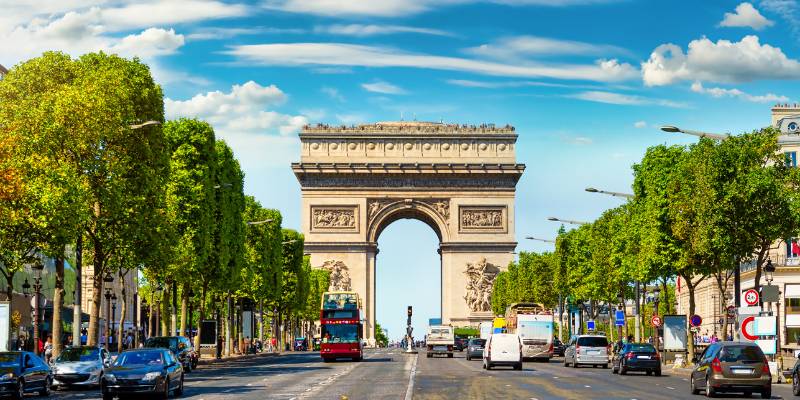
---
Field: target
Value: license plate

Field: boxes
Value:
[637,355,651,359]
[589,350,600,355]
[732,369,753,375]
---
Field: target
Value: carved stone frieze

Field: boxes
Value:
[367,198,450,224]
[310,206,358,232]
[459,206,506,232]
[463,257,500,312]
[320,260,352,291]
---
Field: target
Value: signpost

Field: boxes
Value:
[651,315,662,327]
[614,310,625,327]
[587,320,596,331]
[690,314,702,327]
[726,306,735,319]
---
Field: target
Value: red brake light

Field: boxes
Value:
[625,352,635,359]
[711,357,722,373]
[653,352,661,360]
[762,358,770,374]
[549,343,554,353]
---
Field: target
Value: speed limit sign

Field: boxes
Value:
[744,289,760,306]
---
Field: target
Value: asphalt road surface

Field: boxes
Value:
[49,348,799,399]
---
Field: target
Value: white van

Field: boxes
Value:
[482,333,523,370]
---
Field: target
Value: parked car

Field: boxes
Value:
[455,337,468,352]
[611,343,660,376]
[51,346,110,389]
[482,333,523,370]
[563,335,609,368]
[689,341,770,398]
[143,336,198,372]
[0,351,51,399]
[552,338,565,357]
[101,348,183,400]
[465,338,486,361]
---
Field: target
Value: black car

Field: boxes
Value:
[611,343,661,376]
[553,338,565,357]
[144,336,198,372]
[0,351,51,399]
[454,338,468,352]
[465,339,486,361]
[102,348,183,400]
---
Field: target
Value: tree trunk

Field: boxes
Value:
[160,287,168,336]
[753,240,770,291]
[194,282,208,350]
[170,281,177,336]
[117,288,126,353]
[72,233,82,347]
[87,257,104,347]
[179,282,188,337]
[662,277,669,314]
[51,253,65,358]
[148,291,154,338]
[683,274,701,364]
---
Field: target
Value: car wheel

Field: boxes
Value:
[174,375,184,397]
[184,361,191,373]
[646,371,652,376]
[564,357,569,367]
[691,377,700,395]
[620,365,627,375]
[572,358,578,368]
[705,376,715,397]
[655,369,661,377]
[103,392,114,400]
[761,388,771,399]
[612,363,618,374]
[795,373,800,396]
[486,361,492,370]
[514,363,522,370]
[14,379,24,400]
[162,378,170,400]
[743,391,752,397]
[602,363,608,369]
[39,377,51,396]
[448,353,453,358]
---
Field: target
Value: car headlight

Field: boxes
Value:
[142,372,161,382]
[0,373,14,380]
[104,374,116,383]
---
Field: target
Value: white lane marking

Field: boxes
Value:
[552,376,559,379]
[246,383,252,386]
[584,385,591,388]
[682,378,688,381]
[666,387,674,390]
[404,353,419,400]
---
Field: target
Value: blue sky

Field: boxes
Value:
[5,0,800,340]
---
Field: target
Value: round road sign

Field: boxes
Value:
[744,289,760,306]
[726,305,736,318]
[741,315,757,341]
[651,315,662,327]
[690,314,702,327]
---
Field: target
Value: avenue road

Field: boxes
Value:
[51,348,798,400]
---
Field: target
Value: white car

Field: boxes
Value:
[482,333,523,370]
[51,346,111,389]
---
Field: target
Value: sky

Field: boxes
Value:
[4,0,800,340]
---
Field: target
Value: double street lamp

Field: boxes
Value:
[525,236,555,244]
[585,187,634,199]
[660,125,730,141]
[547,217,589,226]
[22,256,44,356]
[103,272,114,350]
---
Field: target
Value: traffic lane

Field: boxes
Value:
[300,348,414,400]
[51,351,350,400]
[414,350,795,400]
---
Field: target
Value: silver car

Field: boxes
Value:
[563,335,609,368]
[51,346,111,389]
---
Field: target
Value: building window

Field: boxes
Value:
[788,328,800,344]
[788,238,800,259]
[787,152,798,167]
[787,298,800,314]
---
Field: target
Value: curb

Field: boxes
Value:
[197,351,280,366]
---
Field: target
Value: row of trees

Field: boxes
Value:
[0,51,327,357]
[492,127,800,358]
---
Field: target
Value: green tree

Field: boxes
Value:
[374,322,389,347]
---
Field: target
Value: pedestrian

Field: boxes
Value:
[43,336,53,363]
[125,331,133,349]
[710,333,718,343]
[80,329,87,346]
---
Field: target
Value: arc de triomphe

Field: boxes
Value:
[292,121,525,344]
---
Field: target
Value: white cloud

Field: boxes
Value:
[445,78,607,90]
[98,1,249,31]
[760,0,799,36]
[165,81,307,136]
[187,27,302,40]
[111,28,185,58]
[336,114,367,125]
[466,35,628,59]
[642,35,800,86]
[720,2,774,30]
[321,86,345,102]
[569,91,688,108]
[361,81,407,94]
[690,81,789,103]
[634,121,647,128]
[227,43,639,82]
[264,0,617,17]
[314,24,451,37]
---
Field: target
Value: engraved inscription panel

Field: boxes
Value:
[459,206,506,233]
[311,206,359,233]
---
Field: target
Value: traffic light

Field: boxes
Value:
[407,306,412,317]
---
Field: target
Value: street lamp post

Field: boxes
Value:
[111,293,117,349]
[23,257,45,356]
[764,260,780,362]
[187,289,195,341]
[585,187,634,199]
[617,293,625,342]
[659,125,730,141]
[525,236,555,243]
[140,298,148,344]
[653,287,662,361]
[547,217,589,226]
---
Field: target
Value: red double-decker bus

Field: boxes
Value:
[320,291,363,362]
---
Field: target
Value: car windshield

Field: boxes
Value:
[321,324,359,344]
[145,338,178,350]
[430,329,450,335]
[625,344,656,353]
[57,348,99,362]
[577,337,608,347]
[719,345,764,362]
[0,354,19,367]
[114,351,163,367]
[469,339,486,346]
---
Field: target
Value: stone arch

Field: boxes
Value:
[367,199,450,244]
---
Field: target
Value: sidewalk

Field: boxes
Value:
[197,351,280,366]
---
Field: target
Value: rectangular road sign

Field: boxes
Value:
[587,320,596,331]
[754,316,777,336]
[737,306,761,316]
[614,310,625,326]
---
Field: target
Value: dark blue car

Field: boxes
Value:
[611,343,661,376]
[0,351,52,399]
